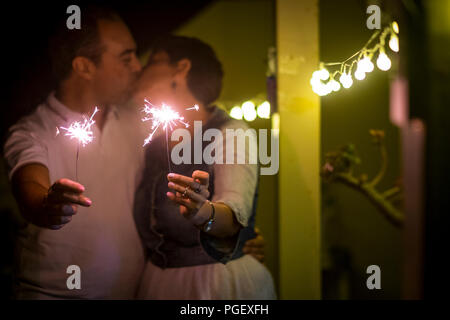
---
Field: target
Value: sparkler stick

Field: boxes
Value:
[141,100,199,171]
[57,107,99,181]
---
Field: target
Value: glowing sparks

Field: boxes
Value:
[186,104,199,111]
[141,100,198,146]
[58,107,99,147]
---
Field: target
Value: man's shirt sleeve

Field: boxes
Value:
[3,117,49,181]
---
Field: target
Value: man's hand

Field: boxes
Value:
[243,227,265,263]
[12,164,91,230]
[42,179,92,229]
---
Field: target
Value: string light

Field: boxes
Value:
[389,34,399,52]
[357,56,374,73]
[392,21,399,34]
[228,100,272,121]
[310,22,399,96]
[241,101,257,121]
[376,50,392,71]
[340,72,353,88]
[230,106,243,120]
[257,101,271,119]
[329,79,341,92]
[354,69,366,80]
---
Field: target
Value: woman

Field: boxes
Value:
[133,36,275,299]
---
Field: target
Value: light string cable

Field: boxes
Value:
[311,21,399,96]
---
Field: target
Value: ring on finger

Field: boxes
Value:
[193,183,201,194]
[182,186,190,198]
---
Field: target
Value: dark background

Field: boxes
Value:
[1,0,217,140]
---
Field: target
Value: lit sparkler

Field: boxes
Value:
[141,99,199,171]
[57,107,99,180]
[58,107,99,147]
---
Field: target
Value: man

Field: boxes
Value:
[4,6,145,299]
[4,6,264,299]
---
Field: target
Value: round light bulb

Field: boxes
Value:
[354,69,366,80]
[392,21,399,34]
[229,106,243,120]
[377,52,391,71]
[257,101,271,119]
[243,107,257,121]
[312,82,330,96]
[340,73,353,89]
[330,79,341,92]
[241,101,255,114]
[358,56,374,73]
[318,68,330,81]
[312,70,321,79]
[310,76,321,87]
[389,35,399,52]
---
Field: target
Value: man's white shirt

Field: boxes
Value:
[4,92,147,299]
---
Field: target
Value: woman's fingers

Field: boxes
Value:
[192,170,209,187]
[167,173,210,198]
[168,173,208,190]
[166,192,191,207]
[167,182,205,203]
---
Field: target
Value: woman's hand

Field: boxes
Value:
[166,170,211,226]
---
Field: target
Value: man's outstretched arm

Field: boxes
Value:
[12,163,92,230]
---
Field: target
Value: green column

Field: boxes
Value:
[276,0,321,299]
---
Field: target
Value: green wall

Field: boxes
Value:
[320,0,402,299]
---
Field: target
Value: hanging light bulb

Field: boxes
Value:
[312,70,321,80]
[354,69,366,80]
[357,56,374,73]
[377,50,391,71]
[242,101,257,121]
[392,21,399,34]
[310,76,321,87]
[389,34,399,52]
[329,79,341,92]
[318,68,330,80]
[242,101,255,113]
[230,106,243,120]
[312,82,332,96]
[339,72,353,88]
[325,81,334,94]
[312,83,324,96]
[257,101,271,119]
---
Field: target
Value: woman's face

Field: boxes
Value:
[133,51,177,106]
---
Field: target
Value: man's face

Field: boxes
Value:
[92,19,142,106]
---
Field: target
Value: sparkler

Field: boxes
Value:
[141,99,199,171]
[57,107,99,180]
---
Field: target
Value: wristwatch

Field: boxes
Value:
[201,200,215,233]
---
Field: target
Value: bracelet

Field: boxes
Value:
[202,200,215,233]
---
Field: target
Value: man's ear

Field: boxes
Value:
[174,58,191,80]
[72,56,97,80]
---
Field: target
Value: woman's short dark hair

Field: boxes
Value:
[49,5,122,83]
[150,36,224,107]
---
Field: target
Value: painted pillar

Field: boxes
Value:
[276,0,321,299]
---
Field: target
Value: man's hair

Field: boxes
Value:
[150,36,224,106]
[49,5,122,83]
